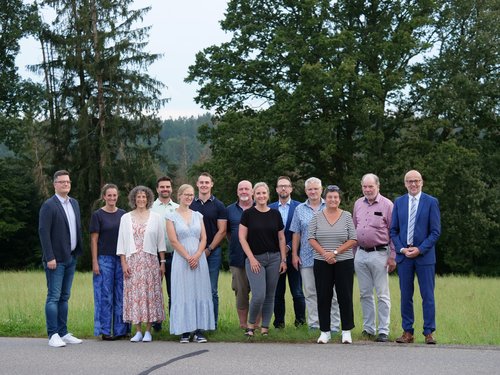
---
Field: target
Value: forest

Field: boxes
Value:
[0,0,498,275]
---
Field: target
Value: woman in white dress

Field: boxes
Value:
[166,184,215,343]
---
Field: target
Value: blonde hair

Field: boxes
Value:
[177,184,194,200]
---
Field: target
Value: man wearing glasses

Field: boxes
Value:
[269,176,305,328]
[390,170,441,345]
[39,170,83,347]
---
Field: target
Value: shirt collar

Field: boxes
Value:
[278,198,291,207]
[55,194,70,204]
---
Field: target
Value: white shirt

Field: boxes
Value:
[56,194,77,251]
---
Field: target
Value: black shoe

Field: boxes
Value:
[361,330,375,340]
[152,322,162,332]
[101,334,114,341]
[375,333,389,342]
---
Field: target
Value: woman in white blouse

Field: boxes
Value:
[117,186,166,343]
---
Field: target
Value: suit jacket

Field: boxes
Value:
[269,199,301,249]
[390,192,441,265]
[39,195,83,263]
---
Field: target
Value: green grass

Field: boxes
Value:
[1,271,499,345]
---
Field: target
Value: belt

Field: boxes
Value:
[359,245,388,252]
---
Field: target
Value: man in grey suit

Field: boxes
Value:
[39,170,84,347]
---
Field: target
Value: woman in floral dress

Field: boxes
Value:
[117,186,166,342]
[167,184,215,343]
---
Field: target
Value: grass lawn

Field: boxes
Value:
[1,271,498,345]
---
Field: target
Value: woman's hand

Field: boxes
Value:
[279,261,287,274]
[122,261,131,278]
[187,255,199,270]
[92,260,100,275]
[249,257,261,274]
[324,251,336,264]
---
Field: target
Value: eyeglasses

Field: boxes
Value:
[326,185,340,192]
[182,194,195,197]
[277,184,291,189]
[55,180,71,184]
[405,179,422,185]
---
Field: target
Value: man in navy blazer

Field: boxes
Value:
[269,176,305,328]
[390,170,441,344]
[39,170,83,347]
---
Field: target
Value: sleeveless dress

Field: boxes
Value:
[122,218,165,324]
[168,210,215,334]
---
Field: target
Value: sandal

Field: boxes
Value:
[244,328,255,337]
[261,327,269,336]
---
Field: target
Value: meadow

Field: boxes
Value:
[1,271,499,345]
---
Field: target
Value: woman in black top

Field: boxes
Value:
[239,182,287,336]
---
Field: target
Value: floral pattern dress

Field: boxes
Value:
[123,218,165,324]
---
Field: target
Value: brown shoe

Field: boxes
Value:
[425,333,436,344]
[395,331,414,343]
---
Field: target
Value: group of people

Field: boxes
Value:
[38,168,440,348]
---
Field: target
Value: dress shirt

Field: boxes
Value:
[151,198,179,253]
[56,194,77,251]
[352,193,396,259]
[277,198,291,226]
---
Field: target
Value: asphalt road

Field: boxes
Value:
[1,337,499,375]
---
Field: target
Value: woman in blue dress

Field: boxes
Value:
[166,184,215,343]
[90,183,129,340]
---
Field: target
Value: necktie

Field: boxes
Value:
[407,197,417,246]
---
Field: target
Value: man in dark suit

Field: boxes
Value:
[39,170,83,347]
[269,176,305,328]
[390,170,441,344]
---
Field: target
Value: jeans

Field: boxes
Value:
[93,255,129,336]
[207,246,222,328]
[354,249,391,335]
[245,252,281,328]
[44,255,77,338]
[273,252,306,327]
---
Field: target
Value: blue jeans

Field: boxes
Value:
[245,252,281,328]
[93,255,129,336]
[273,252,306,327]
[44,255,77,338]
[207,246,222,328]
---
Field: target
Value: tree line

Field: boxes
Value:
[0,0,498,275]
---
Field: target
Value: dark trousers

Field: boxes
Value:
[314,258,355,332]
[273,253,306,327]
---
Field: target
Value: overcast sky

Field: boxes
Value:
[16,0,231,119]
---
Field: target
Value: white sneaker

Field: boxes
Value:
[130,331,143,342]
[48,333,66,347]
[342,330,352,344]
[142,331,152,342]
[61,333,82,344]
[317,331,331,344]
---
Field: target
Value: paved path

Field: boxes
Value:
[1,337,499,374]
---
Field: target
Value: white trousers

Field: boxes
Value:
[354,249,391,335]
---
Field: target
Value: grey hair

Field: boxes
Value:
[305,177,322,188]
[361,173,380,186]
[128,185,154,209]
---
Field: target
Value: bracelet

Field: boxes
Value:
[281,259,287,264]
[160,260,166,263]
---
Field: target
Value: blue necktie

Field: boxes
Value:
[407,197,417,246]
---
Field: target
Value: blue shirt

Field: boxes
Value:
[226,201,255,267]
[289,199,325,268]
[190,195,227,245]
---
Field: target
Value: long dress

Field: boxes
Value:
[123,218,165,324]
[168,210,215,334]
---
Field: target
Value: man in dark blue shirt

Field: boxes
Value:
[190,172,227,328]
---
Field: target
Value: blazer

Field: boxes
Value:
[390,192,441,265]
[269,199,301,249]
[39,195,83,263]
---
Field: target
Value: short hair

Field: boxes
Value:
[323,184,343,199]
[128,185,154,209]
[156,176,173,187]
[198,172,214,182]
[177,184,194,200]
[253,182,270,195]
[276,176,292,185]
[53,170,70,181]
[361,173,380,186]
[305,177,322,189]
[101,183,118,197]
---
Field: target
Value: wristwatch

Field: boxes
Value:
[333,250,338,256]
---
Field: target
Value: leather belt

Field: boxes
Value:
[359,245,388,252]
